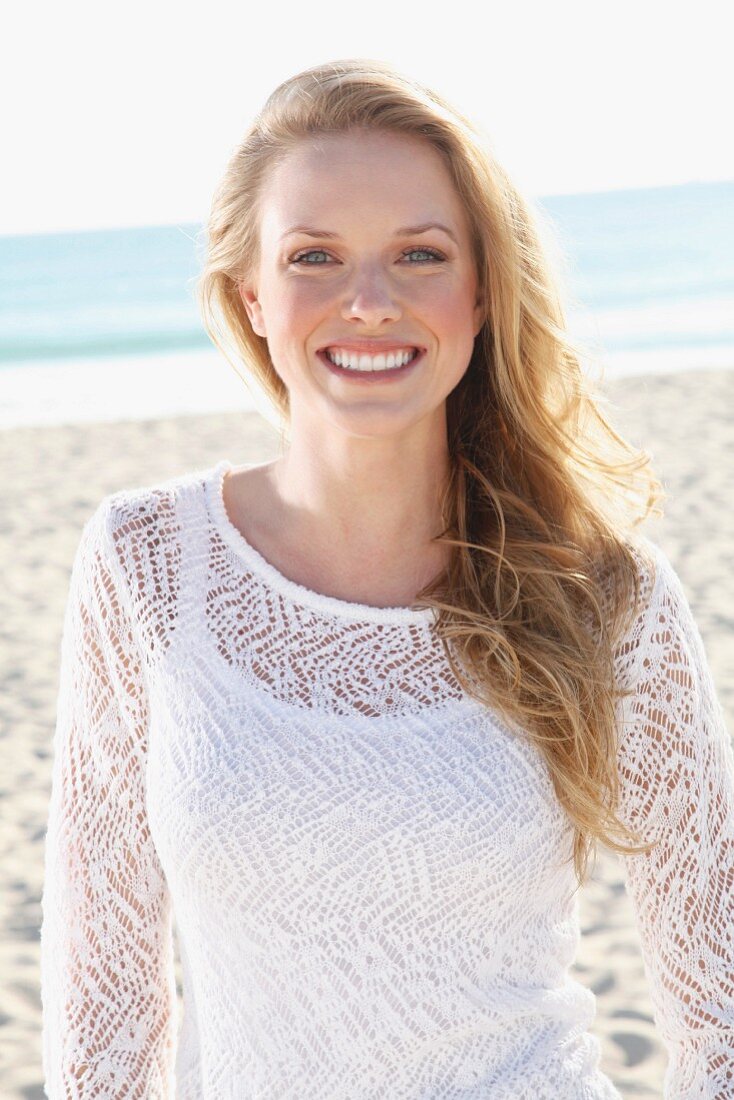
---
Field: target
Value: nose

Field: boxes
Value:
[341,263,402,326]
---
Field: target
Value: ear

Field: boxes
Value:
[473,297,486,337]
[238,283,267,338]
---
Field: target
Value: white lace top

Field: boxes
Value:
[40,458,734,1099]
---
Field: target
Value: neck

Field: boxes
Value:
[268,425,452,582]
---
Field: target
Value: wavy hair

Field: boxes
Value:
[197,58,665,889]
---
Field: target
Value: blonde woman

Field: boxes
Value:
[41,60,734,1098]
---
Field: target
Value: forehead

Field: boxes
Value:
[258,130,469,240]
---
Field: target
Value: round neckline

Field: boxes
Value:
[204,459,438,627]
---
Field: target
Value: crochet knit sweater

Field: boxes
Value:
[40,458,734,1099]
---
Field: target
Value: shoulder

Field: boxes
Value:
[611,533,707,698]
[83,462,216,563]
[75,463,220,637]
[602,531,683,611]
[624,533,692,622]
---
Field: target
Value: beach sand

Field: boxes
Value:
[1,367,732,1097]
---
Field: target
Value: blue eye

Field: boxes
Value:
[401,247,445,263]
[291,249,331,264]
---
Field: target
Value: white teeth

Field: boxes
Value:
[325,347,418,371]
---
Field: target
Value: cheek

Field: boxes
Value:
[418,280,477,338]
[261,272,328,321]
[279,279,333,319]
[260,285,329,381]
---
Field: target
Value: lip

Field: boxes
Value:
[318,341,425,355]
[317,346,425,382]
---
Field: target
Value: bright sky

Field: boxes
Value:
[4,0,732,236]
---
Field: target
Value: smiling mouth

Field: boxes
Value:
[319,347,422,373]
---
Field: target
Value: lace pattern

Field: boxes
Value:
[40,462,734,1098]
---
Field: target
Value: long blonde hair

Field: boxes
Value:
[197,58,665,889]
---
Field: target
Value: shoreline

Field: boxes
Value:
[2,344,734,430]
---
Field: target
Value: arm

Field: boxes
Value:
[40,500,177,1098]
[615,544,734,1099]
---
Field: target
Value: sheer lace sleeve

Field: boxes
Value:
[615,543,734,1099]
[40,499,177,1098]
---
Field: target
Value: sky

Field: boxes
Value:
[3,0,732,236]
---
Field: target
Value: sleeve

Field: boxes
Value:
[614,544,734,1099]
[40,499,177,1098]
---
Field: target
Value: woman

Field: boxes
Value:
[41,59,734,1097]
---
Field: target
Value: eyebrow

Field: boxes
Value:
[279,222,459,245]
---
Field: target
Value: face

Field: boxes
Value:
[238,128,484,440]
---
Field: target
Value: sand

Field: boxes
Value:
[1,367,732,1097]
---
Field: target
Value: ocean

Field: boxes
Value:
[1,179,732,428]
